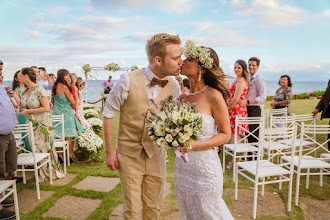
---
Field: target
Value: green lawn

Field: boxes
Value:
[17,99,329,219]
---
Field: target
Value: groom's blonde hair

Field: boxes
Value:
[146,33,181,64]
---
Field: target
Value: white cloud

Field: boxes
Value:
[89,0,192,13]
[24,30,44,39]
[230,0,308,27]
[48,6,72,18]
[323,9,330,17]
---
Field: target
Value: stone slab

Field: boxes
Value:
[41,173,78,186]
[43,195,102,220]
[299,196,330,220]
[223,188,287,219]
[8,189,54,213]
[73,176,120,192]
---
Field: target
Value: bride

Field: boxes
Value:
[175,40,234,220]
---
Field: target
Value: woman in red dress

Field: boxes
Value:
[227,60,249,169]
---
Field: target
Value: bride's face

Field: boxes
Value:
[180,57,199,78]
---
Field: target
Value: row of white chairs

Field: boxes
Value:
[0,180,19,219]
[12,114,69,200]
[222,110,330,219]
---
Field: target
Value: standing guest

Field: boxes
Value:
[312,79,330,150]
[49,73,56,84]
[227,60,249,169]
[102,75,114,94]
[0,62,18,219]
[76,77,91,130]
[103,33,182,219]
[240,57,266,143]
[12,70,31,150]
[0,74,3,84]
[52,69,78,162]
[37,67,53,96]
[11,67,65,181]
[182,78,190,93]
[271,75,293,115]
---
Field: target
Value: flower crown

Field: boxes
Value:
[183,40,214,69]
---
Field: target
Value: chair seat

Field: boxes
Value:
[278,139,314,147]
[54,140,68,148]
[0,180,15,193]
[282,155,330,169]
[262,142,291,150]
[17,153,50,165]
[237,160,291,177]
[224,143,258,153]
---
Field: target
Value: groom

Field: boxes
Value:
[103,33,182,219]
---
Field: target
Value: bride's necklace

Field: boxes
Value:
[188,85,208,96]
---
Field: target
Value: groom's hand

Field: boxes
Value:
[105,153,119,171]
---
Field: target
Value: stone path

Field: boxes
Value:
[43,195,102,219]
[73,176,120,192]
[299,196,330,220]
[42,173,78,186]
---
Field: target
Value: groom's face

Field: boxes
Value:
[160,44,183,76]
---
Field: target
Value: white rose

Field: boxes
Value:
[156,137,166,147]
[165,134,173,143]
[172,140,179,147]
[178,136,185,143]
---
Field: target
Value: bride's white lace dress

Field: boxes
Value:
[175,113,234,220]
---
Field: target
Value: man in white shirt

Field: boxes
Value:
[103,33,182,219]
[240,57,266,143]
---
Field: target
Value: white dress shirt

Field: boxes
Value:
[103,67,182,119]
[246,72,267,106]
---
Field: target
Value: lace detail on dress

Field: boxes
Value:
[175,114,234,220]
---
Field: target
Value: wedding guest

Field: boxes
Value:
[49,73,56,84]
[271,75,293,115]
[0,60,3,75]
[38,67,53,97]
[52,69,78,162]
[240,57,266,143]
[0,83,17,219]
[11,67,65,181]
[76,77,91,131]
[0,75,3,85]
[12,70,31,150]
[227,60,249,169]
[312,79,330,149]
[102,75,113,94]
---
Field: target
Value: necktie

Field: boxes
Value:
[151,77,168,88]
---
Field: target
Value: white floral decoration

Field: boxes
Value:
[82,64,91,78]
[77,129,103,156]
[105,63,120,72]
[83,104,94,110]
[130,65,138,71]
[183,40,214,69]
[87,118,103,132]
[83,109,99,119]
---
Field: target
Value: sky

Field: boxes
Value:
[1,0,330,81]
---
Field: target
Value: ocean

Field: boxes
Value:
[2,79,328,107]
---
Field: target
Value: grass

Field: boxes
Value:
[16,100,329,219]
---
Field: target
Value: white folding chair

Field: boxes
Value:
[13,122,52,200]
[223,116,264,181]
[264,108,288,129]
[281,122,330,206]
[51,114,70,173]
[0,180,19,220]
[235,125,297,219]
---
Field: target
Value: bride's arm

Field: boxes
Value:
[188,90,231,151]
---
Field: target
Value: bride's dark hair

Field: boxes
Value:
[200,47,230,102]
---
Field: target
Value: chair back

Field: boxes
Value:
[51,114,65,142]
[265,108,288,128]
[269,115,294,129]
[299,122,330,161]
[234,116,264,145]
[12,122,36,155]
[256,124,297,177]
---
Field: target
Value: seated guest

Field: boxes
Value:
[271,75,293,115]
[52,69,78,162]
[11,67,65,181]
[102,75,113,94]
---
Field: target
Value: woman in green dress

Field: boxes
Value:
[12,70,31,151]
[11,67,65,182]
[52,69,78,161]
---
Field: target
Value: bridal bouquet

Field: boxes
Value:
[144,95,203,162]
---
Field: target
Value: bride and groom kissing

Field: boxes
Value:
[103,33,234,220]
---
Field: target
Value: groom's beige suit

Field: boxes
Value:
[104,68,180,220]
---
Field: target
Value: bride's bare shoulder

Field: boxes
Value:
[206,87,224,102]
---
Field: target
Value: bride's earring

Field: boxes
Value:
[198,71,201,81]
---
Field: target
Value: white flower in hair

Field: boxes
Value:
[183,40,214,69]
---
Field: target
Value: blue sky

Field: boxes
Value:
[1,0,330,81]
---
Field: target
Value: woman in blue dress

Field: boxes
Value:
[52,69,78,162]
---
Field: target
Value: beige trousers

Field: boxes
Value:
[118,149,166,220]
